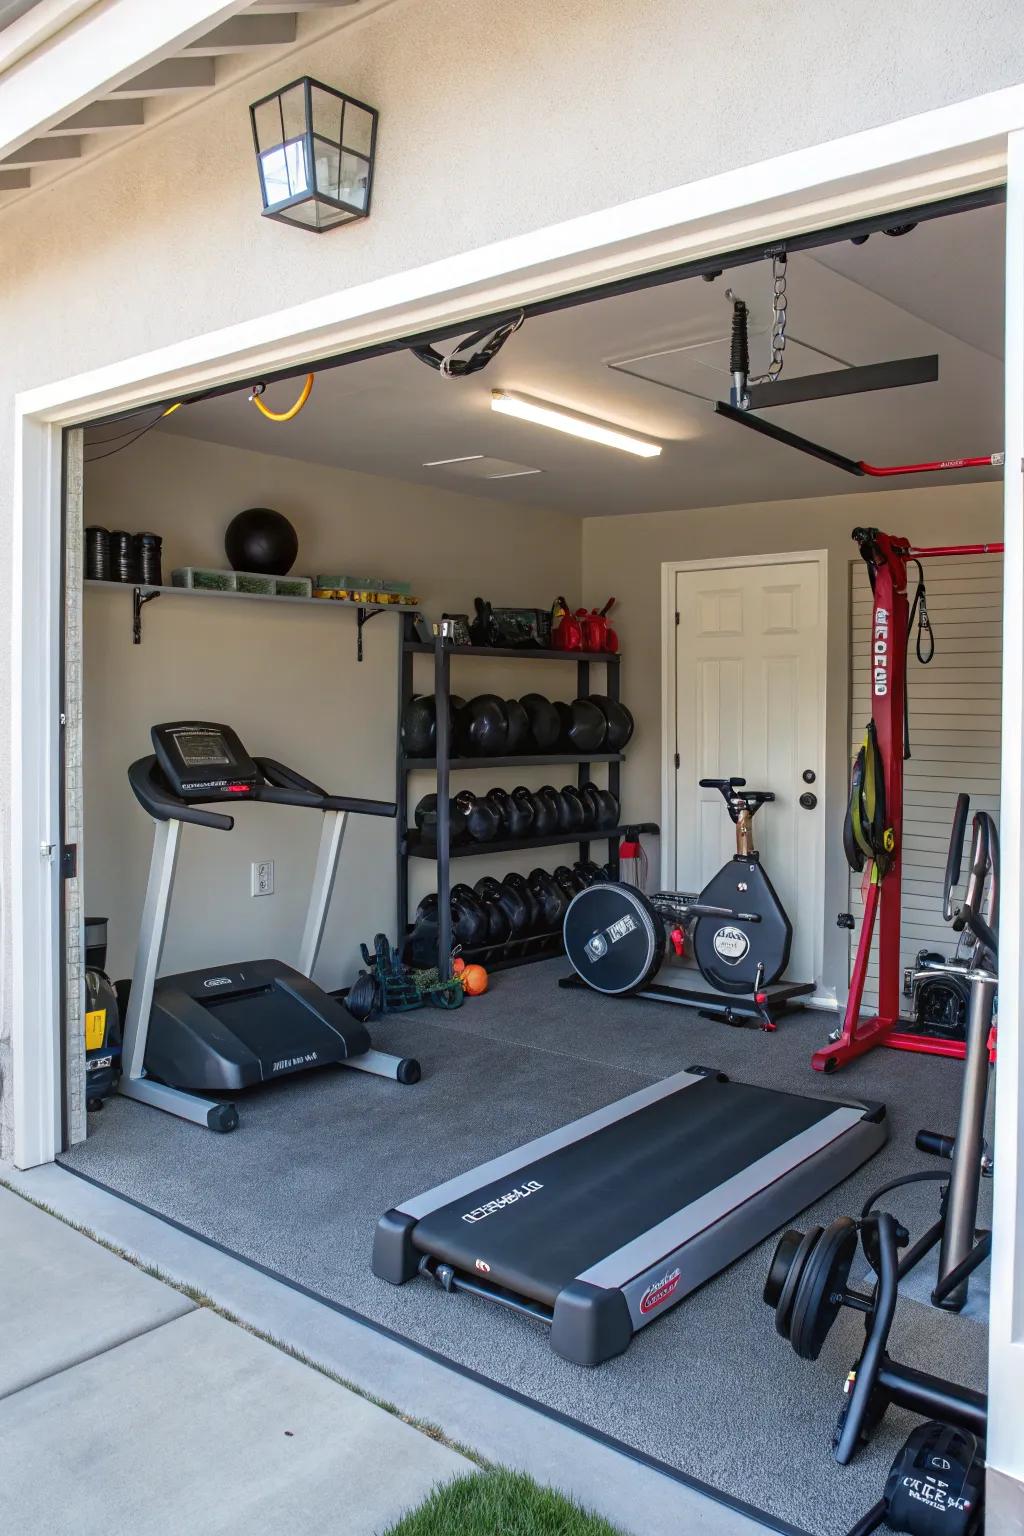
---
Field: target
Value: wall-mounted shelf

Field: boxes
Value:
[84,579,414,659]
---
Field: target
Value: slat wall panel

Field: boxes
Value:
[847,554,1003,1011]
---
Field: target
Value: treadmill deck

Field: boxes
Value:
[374,1068,887,1363]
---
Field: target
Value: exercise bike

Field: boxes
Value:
[761,795,995,1530]
[560,776,813,1029]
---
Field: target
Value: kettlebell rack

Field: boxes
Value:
[396,611,655,977]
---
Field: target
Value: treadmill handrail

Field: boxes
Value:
[128,757,234,830]
[255,758,396,818]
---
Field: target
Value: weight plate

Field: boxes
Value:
[789,1217,858,1361]
[771,1227,821,1341]
[563,883,665,994]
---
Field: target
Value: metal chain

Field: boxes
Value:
[750,254,788,384]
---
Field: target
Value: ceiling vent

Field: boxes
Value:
[422,455,542,480]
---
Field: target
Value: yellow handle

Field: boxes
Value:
[250,374,314,422]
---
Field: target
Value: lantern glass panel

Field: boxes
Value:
[312,137,341,200]
[310,83,344,148]
[338,151,370,210]
[343,102,374,157]
[259,137,309,205]
[279,80,308,142]
[253,97,284,153]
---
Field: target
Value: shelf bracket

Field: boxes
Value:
[132,586,161,644]
[356,605,384,662]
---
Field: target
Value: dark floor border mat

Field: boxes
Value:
[60,1160,807,1536]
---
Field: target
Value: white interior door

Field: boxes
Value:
[673,555,826,983]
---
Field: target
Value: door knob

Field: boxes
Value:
[799,792,817,810]
[802,769,816,784]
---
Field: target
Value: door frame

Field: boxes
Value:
[9,81,1024,1499]
[659,549,829,989]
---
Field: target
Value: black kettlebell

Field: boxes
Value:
[489,786,533,839]
[559,784,588,832]
[451,886,489,948]
[414,793,469,843]
[557,698,606,753]
[478,890,512,945]
[402,695,436,756]
[502,872,541,935]
[537,784,568,833]
[453,790,502,842]
[520,694,561,752]
[476,874,530,937]
[465,694,509,756]
[573,860,606,885]
[587,695,634,751]
[596,786,621,829]
[553,865,585,899]
[528,868,569,931]
[518,785,556,837]
[504,698,530,754]
[403,894,439,966]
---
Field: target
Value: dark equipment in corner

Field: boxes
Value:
[560,777,814,1030]
[84,916,122,1111]
[843,1421,984,1536]
[119,720,419,1133]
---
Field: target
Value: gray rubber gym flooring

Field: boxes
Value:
[61,959,989,1536]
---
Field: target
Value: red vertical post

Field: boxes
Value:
[812,532,908,1071]
[871,537,908,1024]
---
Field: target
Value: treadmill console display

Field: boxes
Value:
[152,721,260,799]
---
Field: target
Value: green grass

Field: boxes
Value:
[382,1469,625,1536]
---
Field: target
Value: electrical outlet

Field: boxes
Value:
[252,859,274,897]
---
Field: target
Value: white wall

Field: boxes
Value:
[82,429,582,987]
[2,0,1023,1148]
[582,481,1004,1000]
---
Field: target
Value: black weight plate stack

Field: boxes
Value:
[563,882,665,994]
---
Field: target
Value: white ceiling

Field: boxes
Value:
[154,200,1005,517]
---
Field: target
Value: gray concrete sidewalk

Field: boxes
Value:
[0,1185,470,1536]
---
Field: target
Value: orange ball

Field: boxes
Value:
[461,963,488,996]
[452,957,467,975]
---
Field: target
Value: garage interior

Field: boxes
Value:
[61,192,1003,1534]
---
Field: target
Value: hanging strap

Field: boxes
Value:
[844,721,892,875]
[903,558,934,758]
[411,313,524,378]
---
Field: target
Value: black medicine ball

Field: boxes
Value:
[224,507,299,576]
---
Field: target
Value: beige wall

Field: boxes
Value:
[3,0,1023,1147]
[582,481,1004,997]
[82,429,582,987]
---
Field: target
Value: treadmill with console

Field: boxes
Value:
[374,1065,886,1364]
[119,720,419,1133]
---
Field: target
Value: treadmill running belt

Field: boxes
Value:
[410,1075,837,1306]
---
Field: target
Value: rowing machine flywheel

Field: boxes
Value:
[563,883,665,994]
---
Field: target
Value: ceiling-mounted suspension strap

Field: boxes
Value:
[412,312,524,378]
[903,557,934,759]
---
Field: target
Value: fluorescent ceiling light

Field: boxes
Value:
[490,390,662,458]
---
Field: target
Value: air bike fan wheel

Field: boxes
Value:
[563,884,665,994]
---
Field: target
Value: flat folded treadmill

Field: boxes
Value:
[373,1067,886,1365]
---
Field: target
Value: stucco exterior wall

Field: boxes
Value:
[2,0,1022,1151]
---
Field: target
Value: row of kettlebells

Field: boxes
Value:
[405,862,614,960]
[414,782,620,844]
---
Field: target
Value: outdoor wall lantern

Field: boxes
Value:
[249,77,378,232]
